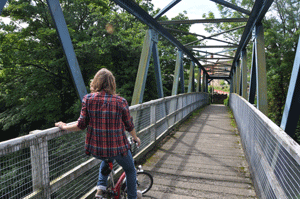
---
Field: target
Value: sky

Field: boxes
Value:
[150,0,227,56]
[0,0,224,50]
[151,0,221,37]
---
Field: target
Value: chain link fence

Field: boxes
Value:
[0,92,208,199]
[230,93,300,199]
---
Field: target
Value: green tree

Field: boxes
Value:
[0,0,199,141]
[0,0,143,140]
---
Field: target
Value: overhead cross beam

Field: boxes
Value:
[185,25,245,46]
[159,18,248,25]
[154,0,181,19]
[111,0,210,76]
[0,0,8,14]
[188,45,239,48]
[193,49,234,58]
[166,27,237,45]
[209,0,251,15]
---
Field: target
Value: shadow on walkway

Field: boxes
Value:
[141,104,257,199]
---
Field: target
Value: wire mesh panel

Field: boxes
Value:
[0,93,209,199]
[50,164,99,199]
[0,147,32,199]
[48,131,88,181]
[230,93,300,199]
[134,107,151,133]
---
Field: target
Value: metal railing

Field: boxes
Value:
[0,92,209,199]
[230,93,300,199]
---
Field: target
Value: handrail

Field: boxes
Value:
[229,93,300,198]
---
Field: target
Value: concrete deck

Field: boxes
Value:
[141,104,257,199]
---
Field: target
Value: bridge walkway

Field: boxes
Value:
[140,104,257,199]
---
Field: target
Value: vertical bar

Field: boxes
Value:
[280,35,300,137]
[179,58,185,93]
[230,76,233,94]
[241,49,248,99]
[154,0,182,19]
[172,50,183,95]
[30,131,50,198]
[150,104,157,141]
[235,60,241,95]
[46,0,87,101]
[192,64,195,92]
[255,23,268,115]
[131,30,153,105]
[205,75,208,93]
[196,67,201,92]
[152,30,164,98]
[202,73,206,92]
[0,0,8,15]
[188,62,195,93]
[232,68,236,93]
[249,42,256,104]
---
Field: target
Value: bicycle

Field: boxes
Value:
[98,139,153,199]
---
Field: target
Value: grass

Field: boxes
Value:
[227,107,237,129]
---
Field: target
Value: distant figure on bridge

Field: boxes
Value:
[55,68,141,199]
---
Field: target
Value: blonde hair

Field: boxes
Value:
[90,68,116,95]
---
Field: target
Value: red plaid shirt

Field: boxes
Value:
[77,91,134,158]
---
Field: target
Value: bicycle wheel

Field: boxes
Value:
[136,171,153,194]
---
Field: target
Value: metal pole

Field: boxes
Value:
[0,0,8,15]
[188,62,195,93]
[131,30,153,105]
[249,42,256,104]
[152,30,164,98]
[280,35,300,137]
[46,0,87,101]
[241,49,248,99]
[255,23,268,115]
[172,50,183,95]
[235,60,241,95]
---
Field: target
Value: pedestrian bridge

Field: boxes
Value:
[1,0,300,198]
[1,93,300,198]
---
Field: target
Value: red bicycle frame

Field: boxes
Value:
[106,167,126,199]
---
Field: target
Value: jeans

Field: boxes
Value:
[95,150,137,199]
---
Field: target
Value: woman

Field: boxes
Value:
[55,68,141,199]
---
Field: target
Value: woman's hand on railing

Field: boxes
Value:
[55,121,81,132]
[55,121,67,130]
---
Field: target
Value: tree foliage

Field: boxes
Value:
[0,0,199,141]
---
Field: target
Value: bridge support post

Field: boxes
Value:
[188,62,195,93]
[235,60,241,95]
[205,74,209,93]
[152,32,164,99]
[232,68,236,93]
[30,130,50,198]
[0,0,8,15]
[46,0,87,101]
[131,29,164,105]
[202,73,206,93]
[172,50,183,95]
[131,30,153,105]
[196,67,202,92]
[280,35,300,138]
[249,42,257,104]
[241,49,248,99]
[255,23,268,115]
